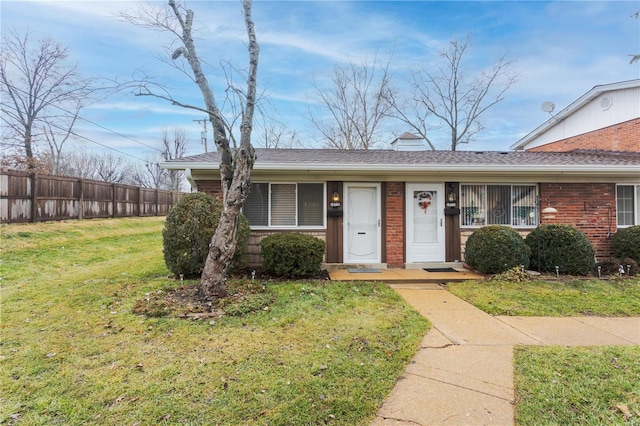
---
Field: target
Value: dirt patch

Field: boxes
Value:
[132,279,275,320]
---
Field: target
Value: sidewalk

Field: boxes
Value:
[371,285,640,426]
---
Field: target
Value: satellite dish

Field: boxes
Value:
[541,101,555,113]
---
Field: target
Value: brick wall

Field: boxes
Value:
[460,183,616,262]
[385,182,405,267]
[540,183,616,258]
[528,118,640,153]
[195,179,223,200]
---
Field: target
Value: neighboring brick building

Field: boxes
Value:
[512,79,639,153]
[527,118,639,153]
[164,81,639,269]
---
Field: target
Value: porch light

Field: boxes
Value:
[541,206,558,219]
[330,191,341,208]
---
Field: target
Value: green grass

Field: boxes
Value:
[515,346,640,425]
[0,218,429,425]
[447,278,640,316]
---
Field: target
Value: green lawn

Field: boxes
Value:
[0,218,429,425]
[447,278,640,316]
[515,346,640,425]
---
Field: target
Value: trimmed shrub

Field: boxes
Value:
[620,257,639,276]
[525,224,595,275]
[596,257,639,277]
[613,225,640,262]
[596,257,622,276]
[464,225,530,274]
[162,192,250,278]
[261,233,325,278]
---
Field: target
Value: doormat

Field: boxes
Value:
[347,268,381,273]
[423,268,458,273]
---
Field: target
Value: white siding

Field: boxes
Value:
[518,84,640,150]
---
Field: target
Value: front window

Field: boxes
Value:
[460,184,538,227]
[617,185,640,226]
[244,182,325,228]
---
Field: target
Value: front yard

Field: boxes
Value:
[0,218,428,425]
[1,217,639,425]
[447,277,640,317]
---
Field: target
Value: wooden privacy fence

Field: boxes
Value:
[0,170,186,223]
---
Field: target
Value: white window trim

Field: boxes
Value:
[460,183,539,228]
[247,182,326,230]
[616,184,640,228]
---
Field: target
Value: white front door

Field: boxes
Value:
[344,183,381,263]
[406,183,445,263]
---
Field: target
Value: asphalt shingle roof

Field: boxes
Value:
[167,148,640,169]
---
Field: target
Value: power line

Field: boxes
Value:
[2,81,165,154]
[44,120,151,164]
[77,115,164,153]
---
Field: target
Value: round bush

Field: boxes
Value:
[464,225,530,274]
[620,258,639,276]
[613,225,640,262]
[596,257,622,276]
[261,233,325,278]
[162,192,250,278]
[525,224,595,275]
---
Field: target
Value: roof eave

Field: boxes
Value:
[161,161,639,175]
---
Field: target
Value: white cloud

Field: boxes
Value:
[3,0,638,155]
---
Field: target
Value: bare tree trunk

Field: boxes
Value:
[123,0,259,299]
[23,126,35,169]
[191,0,258,299]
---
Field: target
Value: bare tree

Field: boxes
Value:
[56,149,101,179]
[259,122,301,149]
[631,11,640,64]
[93,152,133,183]
[0,30,89,169]
[161,128,188,190]
[309,56,393,150]
[41,99,82,174]
[130,128,189,189]
[388,37,517,151]
[130,159,168,189]
[121,0,259,299]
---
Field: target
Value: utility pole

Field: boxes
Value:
[193,118,208,153]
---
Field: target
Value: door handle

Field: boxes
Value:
[440,218,443,227]
[378,219,381,227]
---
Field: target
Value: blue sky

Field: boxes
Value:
[2,0,639,164]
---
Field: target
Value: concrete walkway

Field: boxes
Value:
[371,285,640,426]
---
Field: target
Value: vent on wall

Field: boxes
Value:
[600,96,613,111]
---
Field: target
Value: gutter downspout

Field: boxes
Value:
[185,168,198,192]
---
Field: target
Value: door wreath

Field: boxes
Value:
[416,191,432,214]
